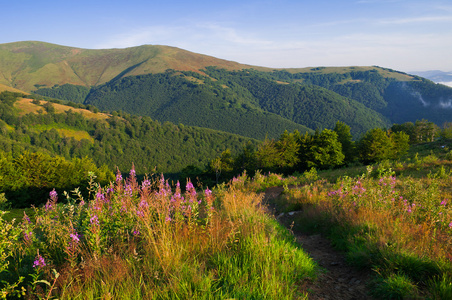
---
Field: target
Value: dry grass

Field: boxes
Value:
[15,98,110,121]
[0,83,29,94]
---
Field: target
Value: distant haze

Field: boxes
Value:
[411,70,452,87]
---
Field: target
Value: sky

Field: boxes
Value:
[3,0,452,72]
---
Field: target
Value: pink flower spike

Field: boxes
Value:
[33,254,46,268]
[70,233,80,243]
[49,189,58,201]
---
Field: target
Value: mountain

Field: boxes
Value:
[1,41,452,139]
[0,41,255,92]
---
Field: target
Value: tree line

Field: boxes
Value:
[188,121,412,184]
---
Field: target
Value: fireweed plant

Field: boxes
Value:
[275,166,452,299]
[0,167,317,299]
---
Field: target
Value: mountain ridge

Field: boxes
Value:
[0,41,417,92]
[2,41,451,141]
[0,41,257,91]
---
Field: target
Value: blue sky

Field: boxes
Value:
[3,0,452,72]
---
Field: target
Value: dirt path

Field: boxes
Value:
[263,187,375,300]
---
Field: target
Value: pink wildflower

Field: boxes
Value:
[33,254,46,268]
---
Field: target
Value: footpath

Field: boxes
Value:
[263,187,375,300]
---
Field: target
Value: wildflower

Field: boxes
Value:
[141,179,151,189]
[133,230,140,236]
[129,166,136,178]
[124,184,133,197]
[96,192,105,202]
[33,254,46,268]
[70,233,80,243]
[441,199,447,206]
[204,188,212,197]
[116,170,123,183]
[139,199,148,208]
[186,181,195,191]
[165,216,172,222]
[90,215,99,226]
[45,189,58,210]
[449,222,452,228]
[24,231,32,242]
[23,212,31,224]
[44,202,53,210]
[49,189,58,202]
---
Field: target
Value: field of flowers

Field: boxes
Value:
[0,168,317,299]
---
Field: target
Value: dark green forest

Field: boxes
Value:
[35,67,452,141]
[81,68,389,138]
[82,70,313,140]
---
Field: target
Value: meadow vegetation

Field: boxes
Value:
[268,154,452,299]
[0,169,317,299]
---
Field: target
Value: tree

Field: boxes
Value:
[299,129,344,169]
[210,149,235,184]
[333,121,356,164]
[234,142,257,173]
[391,122,416,144]
[414,119,439,143]
[358,128,393,162]
[255,137,281,170]
[440,122,452,140]
[391,131,410,159]
[275,130,300,169]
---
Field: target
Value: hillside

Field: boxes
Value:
[0,91,258,176]
[2,41,452,139]
[0,41,255,91]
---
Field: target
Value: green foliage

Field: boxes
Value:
[34,84,90,103]
[0,150,113,207]
[371,273,419,299]
[299,129,344,169]
[358,128,410,163]
[333,121,356,164]
[255,131,301,172]
[203,67,389,137]
[382,80,452,126]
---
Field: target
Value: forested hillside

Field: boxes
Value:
[0,91,258,206]
[78,68,391,138]
[83,70,313,139]
[36,66,452,139]
[266,67,452,127]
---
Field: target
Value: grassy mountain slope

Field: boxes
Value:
[0,41,254,91]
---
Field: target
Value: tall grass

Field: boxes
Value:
[0,168,317,299]
[274,165,452,299]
